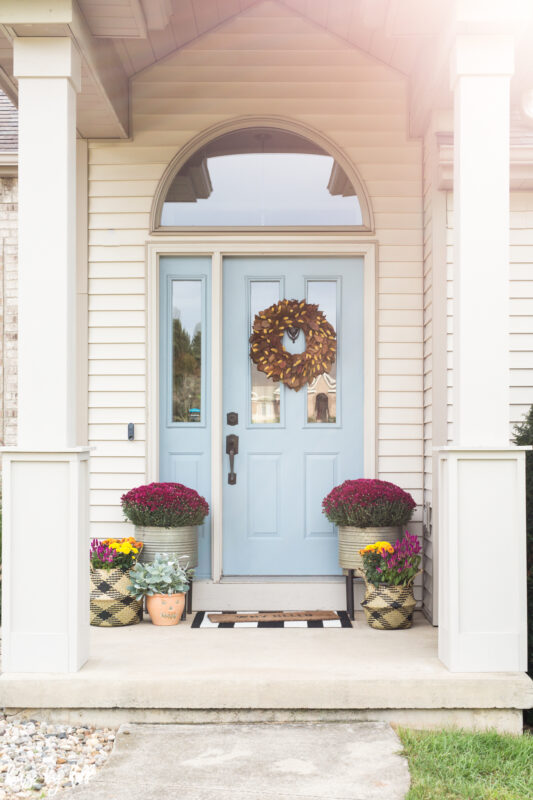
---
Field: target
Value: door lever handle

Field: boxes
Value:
[226,434,239,485]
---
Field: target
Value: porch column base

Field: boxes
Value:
[1,448,90,673]
[436,447,528,672]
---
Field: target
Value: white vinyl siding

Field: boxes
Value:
[87,0,425,595]
[422,128,434,620]
[510,192,533,430]
[444,191,533,438]
[422,185,533,622]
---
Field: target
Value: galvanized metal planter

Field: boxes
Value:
[135,525,198,568]
[90,566,142,627]
[338,525,399,571]
[361,579,416,630]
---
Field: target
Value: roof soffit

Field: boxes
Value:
[0,0,130,138]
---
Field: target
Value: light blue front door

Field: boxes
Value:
[223,257,364,575]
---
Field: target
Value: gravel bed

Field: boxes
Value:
[0,717,116,799]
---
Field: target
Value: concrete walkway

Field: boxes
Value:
[61,722,411,800]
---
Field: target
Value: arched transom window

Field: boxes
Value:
[156,126,367,229]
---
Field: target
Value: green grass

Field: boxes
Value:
[398,728,533,800]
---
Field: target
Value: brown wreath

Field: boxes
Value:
[249,299,336,391]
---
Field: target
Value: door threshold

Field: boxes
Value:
[220,575,344,584]
[194,576,361,611]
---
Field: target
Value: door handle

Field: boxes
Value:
[226,434,239,485]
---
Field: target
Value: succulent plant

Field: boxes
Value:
[127,552,193,600]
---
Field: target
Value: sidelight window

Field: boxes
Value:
[171,279,203,423]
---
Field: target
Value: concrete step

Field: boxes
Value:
[2,615,532,733]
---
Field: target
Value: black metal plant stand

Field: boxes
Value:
[187,580,193,614]
[181,579,193,621]
[345,569,355,621]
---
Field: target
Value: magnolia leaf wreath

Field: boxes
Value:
[249,299,336,391]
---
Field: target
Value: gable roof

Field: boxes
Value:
[109,0,447,81]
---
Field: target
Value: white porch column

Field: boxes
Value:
[1,38,90,673]
[437,34,528,672]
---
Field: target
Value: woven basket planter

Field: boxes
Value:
[135,525,198,568]
[338,526,399,571]
[90,566,142,627]
[360,579,416,630]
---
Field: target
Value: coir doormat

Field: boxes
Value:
[191,610,353,628]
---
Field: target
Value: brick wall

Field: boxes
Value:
[0,176,17,449]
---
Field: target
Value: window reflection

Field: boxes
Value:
[250,281,281,424]
[160,128,362,227]
[172,280,202,423]
[307,281,337,424]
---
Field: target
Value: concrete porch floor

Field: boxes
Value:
[2,613,532,733]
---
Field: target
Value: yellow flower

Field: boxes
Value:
[360,541,394,555]
[102,536,141,557]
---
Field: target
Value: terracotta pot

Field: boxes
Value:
[338,525,400,571]
[146,592,186,626]
[135,525,198,568]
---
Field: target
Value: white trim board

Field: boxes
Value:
[192,578,365,612]
[146,236,377,586]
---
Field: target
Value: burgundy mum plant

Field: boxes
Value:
[121,482,209,528]
[322,478,416,528]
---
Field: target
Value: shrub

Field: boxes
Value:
[322,478,416,528]
[359,531,421,586]
[121,482,209,528]
[513,408,533,682]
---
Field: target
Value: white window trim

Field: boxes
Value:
[146,235,377,582]
[150,116,375,234]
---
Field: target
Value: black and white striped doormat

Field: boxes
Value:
[191,611,353,628]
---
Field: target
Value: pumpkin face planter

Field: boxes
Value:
[249,299,336,391]
[128,553,192,626]
[146,593,186,626]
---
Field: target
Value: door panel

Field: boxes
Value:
[159,256,211,578]
[223,256,364,576]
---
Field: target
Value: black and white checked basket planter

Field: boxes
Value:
[90,567,142,627]
[360,578,416,630]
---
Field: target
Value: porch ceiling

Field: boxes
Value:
[0,0,452,139]
[0,0,532,140]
